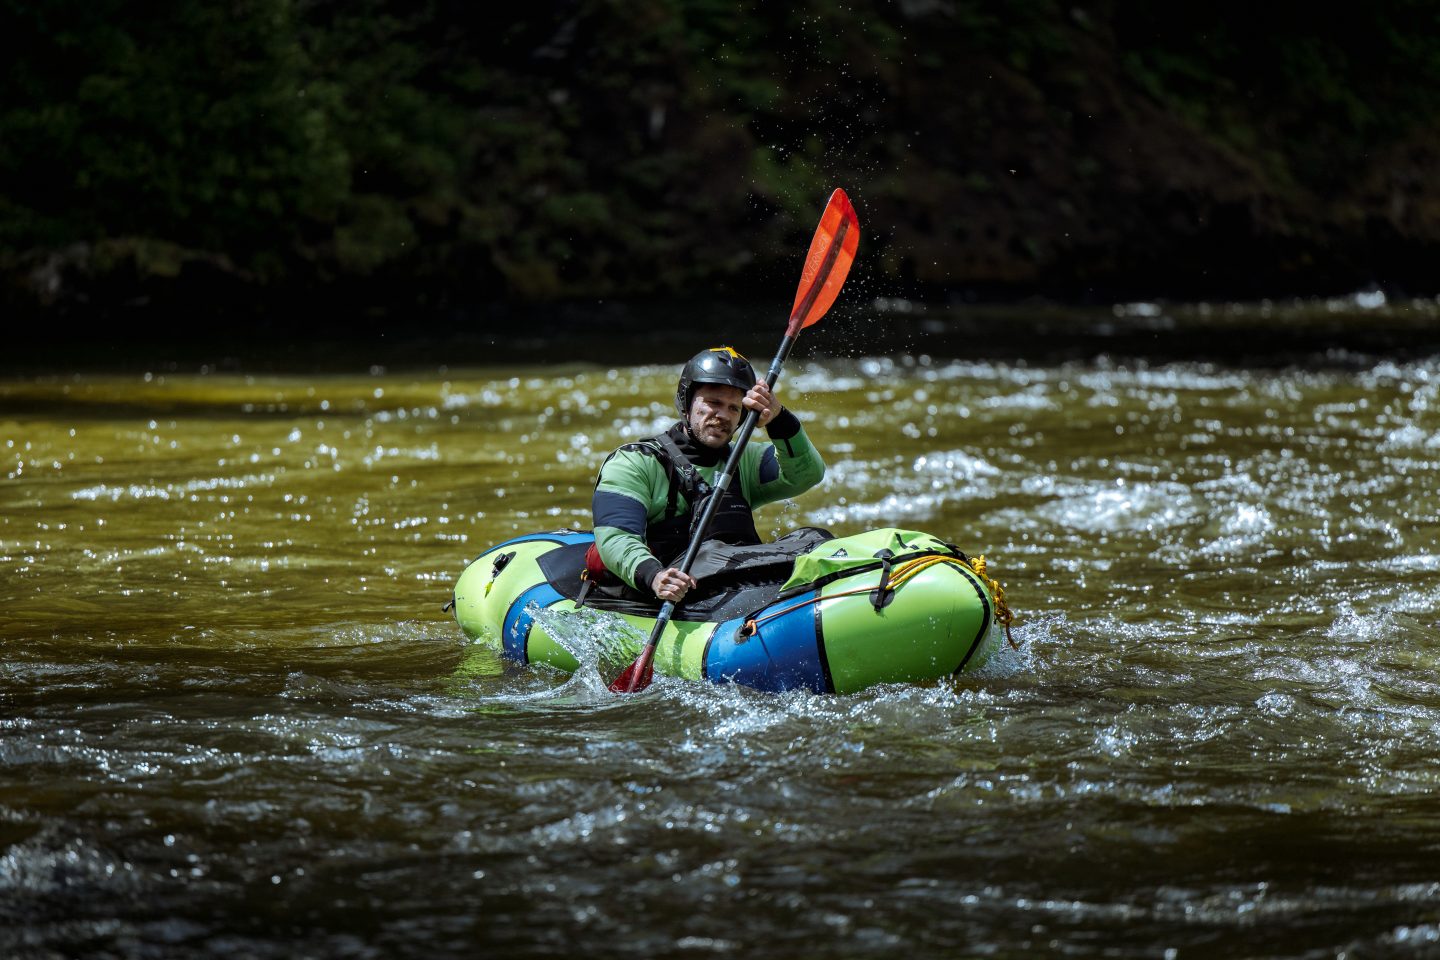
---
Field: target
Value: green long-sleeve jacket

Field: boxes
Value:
[591,411,825,595]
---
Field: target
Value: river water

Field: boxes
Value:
[4,301,1440,958]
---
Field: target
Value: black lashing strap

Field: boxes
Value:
[870,549,896,610]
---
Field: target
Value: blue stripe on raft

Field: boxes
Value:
[702,590,827,693]
[592,491,648,533]
[485,530,594,553]
[501,583,564,664]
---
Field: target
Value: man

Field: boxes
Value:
[590,346,826,603]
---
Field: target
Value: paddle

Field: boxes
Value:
[608,188,861,694]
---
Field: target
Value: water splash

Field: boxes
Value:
[524,603,647,700]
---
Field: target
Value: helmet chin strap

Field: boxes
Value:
[682,416,712,444]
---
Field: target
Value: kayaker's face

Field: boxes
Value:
[688,384,745,448]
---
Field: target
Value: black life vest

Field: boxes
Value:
[646,432,761,564]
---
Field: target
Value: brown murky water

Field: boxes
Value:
[4,301,1440,958]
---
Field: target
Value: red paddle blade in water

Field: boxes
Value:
[787,188,860,337]
[608,648,656,693]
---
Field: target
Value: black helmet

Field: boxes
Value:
[674,346,757,416]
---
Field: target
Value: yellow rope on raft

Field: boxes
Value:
[967,555,1018,649]
[740,553,1019,650]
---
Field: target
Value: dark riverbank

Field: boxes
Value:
[8,294,1440,378]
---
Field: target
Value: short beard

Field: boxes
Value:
[689,418,730,448]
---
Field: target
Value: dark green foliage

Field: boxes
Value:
[1,0,348,274]
[4,0,1440,314]
[1114,1,1440,192]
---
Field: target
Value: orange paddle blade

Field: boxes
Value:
[787,188,860,336]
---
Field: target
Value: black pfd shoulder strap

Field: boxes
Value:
[653,433,716,521]
[595,433,717,523]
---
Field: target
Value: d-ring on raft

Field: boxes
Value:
[450,527,1014,694]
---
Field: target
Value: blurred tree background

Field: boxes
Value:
[4,0,1440,331]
